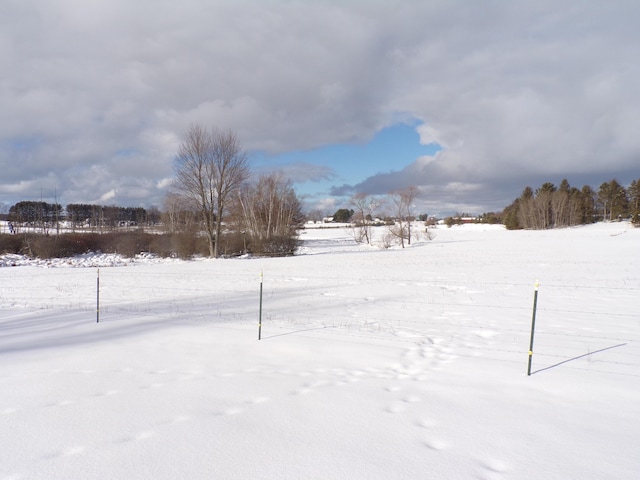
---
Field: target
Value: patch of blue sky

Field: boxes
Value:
[250,122,441,196]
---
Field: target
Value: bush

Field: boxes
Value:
[148,234,174,258]
[0,231,211,259]
[219,231,248,257]
[0,230,293,259]
[30,235,66,258]
[170,232,209,259]
[248,234,300,257]
[25,233,104,259]
[108,231,152,257]
[67,233,102,254]
[0,234,24,254]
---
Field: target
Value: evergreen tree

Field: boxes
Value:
[332,208,354,223]
[599,179,628,221]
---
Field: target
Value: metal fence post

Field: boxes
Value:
[527,280,539,375]
[258,271,263,340]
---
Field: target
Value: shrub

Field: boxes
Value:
[148,234,174,258]
[219,231,248,257]
[169,232,208,259]
[0,234,23,254]
[70,233,102,254]
[29,235,58,259]
[0,231,233,260]
[110,231,152,257]
[248,234,300,257]
[22,233,103,259]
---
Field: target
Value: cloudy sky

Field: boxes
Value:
[2,0,639,217]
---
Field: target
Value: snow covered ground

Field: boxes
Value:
[1,222,639,479]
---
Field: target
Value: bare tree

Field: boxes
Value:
[387,192,405,248]
[163,192,199,233]
[387,186,419,248]
[305,209,325,224]
[350,193,382,245]
[172,124,250,257]
[234,172,303,255]
[210,129,251,257]
[550,189,569,227]
[402,186,419,245]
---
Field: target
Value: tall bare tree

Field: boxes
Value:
[388,192,407,248]
[172,124,250,257]
[401,186,419,245]
[350,192,382,244]
[386,186,419,248]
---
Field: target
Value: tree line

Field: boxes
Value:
[7,201,161,233]
[503,178,640,230]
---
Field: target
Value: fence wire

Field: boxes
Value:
[1,268,639,376]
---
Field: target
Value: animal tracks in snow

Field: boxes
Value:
[246,396,270,405]
[6,338,460,479]
[475,456,511,480]
[423,437,450,451]
[134,430,156,441]
[223,406,244,415]
[379,337,464,457]
[94,389,119,397]
[57,445,86,457]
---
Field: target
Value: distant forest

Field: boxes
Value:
[502,178,640,230]
[4,202,162,233]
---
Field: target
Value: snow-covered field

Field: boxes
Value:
[1,223,639,479]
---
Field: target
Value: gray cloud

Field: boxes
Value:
[2,0,639,212]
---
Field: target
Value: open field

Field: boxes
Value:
[1,222,639,479]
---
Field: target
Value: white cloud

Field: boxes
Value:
[156,178,173,190]
[98,189,116,203]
